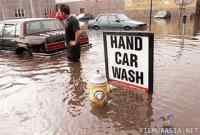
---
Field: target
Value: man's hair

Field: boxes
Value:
[60,4,70,15]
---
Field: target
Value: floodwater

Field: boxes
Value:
[0,20,200,135]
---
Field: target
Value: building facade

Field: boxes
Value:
[57,0,124,15]
[0,0,56,20]
[124,0,196,10]
[57,0,197,20]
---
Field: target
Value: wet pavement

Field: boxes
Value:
[0,20,200,135]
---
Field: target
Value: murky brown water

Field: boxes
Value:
[0,20,200,135]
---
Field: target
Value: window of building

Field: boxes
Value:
[97,15,107,22]
[44,8,48,17]
[15,9,18,17]
[21,9,25,17]
[18,9,21,17]
[15,8,25,18]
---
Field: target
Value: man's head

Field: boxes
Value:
[60,4,70,15]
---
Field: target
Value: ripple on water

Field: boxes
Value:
[0,32,200,135]
[153,35,200,128]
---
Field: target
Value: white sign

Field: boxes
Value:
[103,32,154,93]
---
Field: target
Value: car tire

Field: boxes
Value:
[124,26,132,30]
[16,47,32,57]
[93,25,100,30]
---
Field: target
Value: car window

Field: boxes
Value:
[42,20,63,31]
[15,24,21,37]
[0,23,4,37]
[97,16,107,22]
[26,19,64,35]
[108,16,118,21]
[26,21,41,34]
[4,24,16,37]
[117,14,129,20]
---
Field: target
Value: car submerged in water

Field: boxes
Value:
[0,18,89,56]
[88,13,146,30]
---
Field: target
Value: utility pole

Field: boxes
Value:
[149,0,153,31]
[193,0,199,35]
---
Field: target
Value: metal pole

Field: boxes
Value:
[29,0,36,18]
[149,0,153,31]
[193,0,199,35]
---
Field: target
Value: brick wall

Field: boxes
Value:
[0,0,56,20]
[60,0,124,15]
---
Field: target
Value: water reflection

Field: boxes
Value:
[151,18,195,35]
[91,90,153,135]
[175,37,185,60]
[0,25,200,135]
[64,62,87,117]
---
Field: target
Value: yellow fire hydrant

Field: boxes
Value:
[160,113,174,128]
[88,70,110,107]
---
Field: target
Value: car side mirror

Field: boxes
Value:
[116,20,120,23]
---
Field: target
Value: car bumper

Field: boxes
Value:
[135,24,147,30]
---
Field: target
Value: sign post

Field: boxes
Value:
[103,32,154,94]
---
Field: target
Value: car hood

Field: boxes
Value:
[154,11,171,18]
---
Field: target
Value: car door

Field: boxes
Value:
[2,24,18,51]
[96,15,109,29]
[107,15,122,29]
[0,23,4,49]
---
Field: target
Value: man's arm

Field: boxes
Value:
[68,18,81,46]
[75,29,81,43]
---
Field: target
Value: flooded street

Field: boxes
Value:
[0,20,200,135]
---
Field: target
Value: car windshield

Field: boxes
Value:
[117,14,129,20]
[26,19,64,35]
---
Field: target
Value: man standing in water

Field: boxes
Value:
[60,4,81,62]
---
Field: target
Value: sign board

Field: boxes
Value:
[103,32,154,94]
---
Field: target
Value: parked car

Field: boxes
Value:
[0,18,90,56]
[0,18,65,55]
[154,11,171,19]
[88,13,146,30]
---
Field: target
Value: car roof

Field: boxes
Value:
[97,13,125,16]
[0,18,56,24]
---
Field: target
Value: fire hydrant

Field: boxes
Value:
[160,113,174,128]
[88,70,110,107]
